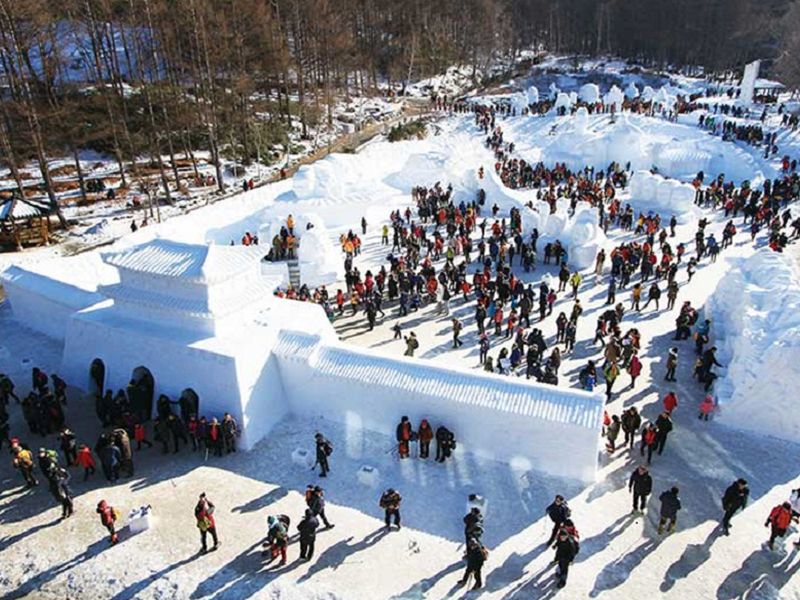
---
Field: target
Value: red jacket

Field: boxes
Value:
[663,393,678,412]
[76,447,95,468]
[768,505,793,530]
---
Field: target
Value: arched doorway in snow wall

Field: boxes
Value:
[89,358,105,397]
[179,388,200,422]
[130,366,155,422]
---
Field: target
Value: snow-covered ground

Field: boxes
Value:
[2,63,800,600]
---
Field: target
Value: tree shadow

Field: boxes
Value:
[388,559,464,600]
[108,552,201,600]
[3,535,130,600]
[588,537,659,596]
[716,547,800,600]
[660,525,723,592]
[298,527,390,583]
[231,487,288,514]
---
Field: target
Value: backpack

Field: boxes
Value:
[323,441,333,457]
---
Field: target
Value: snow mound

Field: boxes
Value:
[707,250,800,443]
[80,218,113,241]
[298,216,344,287]
[554,92,572,111]
[629,171,701,223]
[293,162,346,200]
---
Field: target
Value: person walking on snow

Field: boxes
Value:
[452,318,464,348]
[314,433,332,477]
[640,423,658,464]
[306,485,334,529]
[764,502,795,550]
[553,527,578,589]
[380,488,402,530]
[195,493,219,553]
[658,487,682,534]
[629,465,652,513]
[663,391,678,415]
[545,495,571,544]
[621,407,642,449]
[457,537,488,590]
[404,332,419,356]
[721,478,750,535]
[655,412,673,455]
[464,507,484,544]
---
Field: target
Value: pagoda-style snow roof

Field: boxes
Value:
[101,239,265,284]
[0,197,52,220]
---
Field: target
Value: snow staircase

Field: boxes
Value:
[287,258,301,289]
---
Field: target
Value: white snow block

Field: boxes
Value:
[357,465,380,488]
[292,448,313,468]
[128,506,152,533]
[466,494,488,517]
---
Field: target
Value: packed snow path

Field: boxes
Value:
[2,107,800,599]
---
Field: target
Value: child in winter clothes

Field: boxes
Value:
[699,395,716,421]
[134,422,153,451]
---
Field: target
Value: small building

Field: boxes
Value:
[0,196,53,250]
[753,78,785,104]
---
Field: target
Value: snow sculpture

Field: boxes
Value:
[554,92,572,112]
[578,83,600,104]
[298,215,345,287]
[527,86,540,105]
[574,107,590,135]
[641,86,656,102]
[293,162,345,200]
[707,250,800,442]
[624,82,640,99]
[604,85,624,111]
[549,82,560,100]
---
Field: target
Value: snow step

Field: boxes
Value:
[287,258,301,288]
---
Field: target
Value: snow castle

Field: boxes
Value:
[2,239,604,480]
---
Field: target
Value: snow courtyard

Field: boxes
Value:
[2,65,800,600]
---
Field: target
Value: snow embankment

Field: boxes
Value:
[707,250,800,442]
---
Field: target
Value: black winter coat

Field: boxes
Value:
[629,470,653,496]
[659,490,682,519]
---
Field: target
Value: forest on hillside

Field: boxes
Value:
[0,0,797,222]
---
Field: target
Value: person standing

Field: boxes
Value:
[297,508,319,561]
[457,537,487,591]
[97,499,119,544]
[655,412,673,455]
[545,495,571,545]
[603,361,620,400]
[416,419,433,458]
[380,488,402,530]
[75,444,96,481]
[658,487,682,534]
[640,423,658,464]
[58,428,78,466]
[665,347,678,382]
[627,353,642,388]
[195,493,220,554]
[629,465,652,513]
[721,478,750,535]
[222,413,238,453]
[12,445,38,487]
[621,407,642,450]
[307,485,334,529]
[764,502,794,550]
[553,527,578,589]
[404,332,419,357]
[315,433,332,477]
[396,416,413,459]
[435,426,456,462]
[452,318,464,348]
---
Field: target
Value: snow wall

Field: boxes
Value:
[706,250,800,442]
[629,171,701,224]
[0,266,107,341]
[274,331,604,482]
